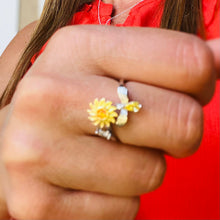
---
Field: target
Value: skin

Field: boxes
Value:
[0,22,219,219]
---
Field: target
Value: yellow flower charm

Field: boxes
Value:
[87,98,118,129]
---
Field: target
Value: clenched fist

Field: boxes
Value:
[0,26,216,219]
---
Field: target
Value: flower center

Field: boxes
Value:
[97,109,107,119]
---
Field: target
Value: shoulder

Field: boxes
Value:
[0,21,38,95]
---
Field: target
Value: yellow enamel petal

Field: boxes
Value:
[111,112,118,117]
[88,98,118,128]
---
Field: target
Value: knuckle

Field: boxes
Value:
[1,128,46,167]
[181,99,203,156]
[121,197,140,219]
[14,75,62,119]
[191,38,214,85]
[49,26,72,48]
[174,96,203,157]
[137,153,166,193]
[146,154,166,192]
[49,27,74,54]
[1,78,55,166]
[50,26,69,41]
[182,36,215,96]
[1,121,47,177]
[1,76,83,167]
[50,26,93,60]
[8,190,52,220]
[50,26,84,43]
[15,73,85,132]
[81,193,140,219]
[176,36,214,93]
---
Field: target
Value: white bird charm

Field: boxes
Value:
[116,86,142,127]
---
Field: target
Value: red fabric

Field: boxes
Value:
[32,0,220,219]
[203,0,220,39]
[72,0,163,27]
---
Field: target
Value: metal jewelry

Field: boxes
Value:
[87,82,142,140]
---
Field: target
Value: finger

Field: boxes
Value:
[14,74,203,158]
[73,77,203,158]
[83,79,203,157]
[35,25,216,105]
[55,191,139,220]
[6,75,167,196]
[82,79,203,158]
[2,156,139,220]
[207,39,220,78]
[113,81,203,158]
[46,137,165,196]
[2,115,165,197]
[6,174,139,220]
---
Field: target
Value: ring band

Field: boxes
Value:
[87,83,142,140]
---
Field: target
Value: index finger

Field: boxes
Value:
[33,25,216,105]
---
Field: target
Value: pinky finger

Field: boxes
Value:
[8,186,140,220]
[57,191,140,220]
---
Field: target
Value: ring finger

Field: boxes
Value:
[16,74,203,158]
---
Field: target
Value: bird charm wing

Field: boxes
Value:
[116,108,128,127]
[117,86,129,104]
[116,86,129,126]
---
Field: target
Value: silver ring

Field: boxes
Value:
[87,82,142,140]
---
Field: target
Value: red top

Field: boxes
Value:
[32,0,220,219]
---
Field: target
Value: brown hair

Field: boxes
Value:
[0,0,204,108]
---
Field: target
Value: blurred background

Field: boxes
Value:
[0,0,45,55]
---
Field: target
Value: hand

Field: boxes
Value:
[0,26,216,219]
